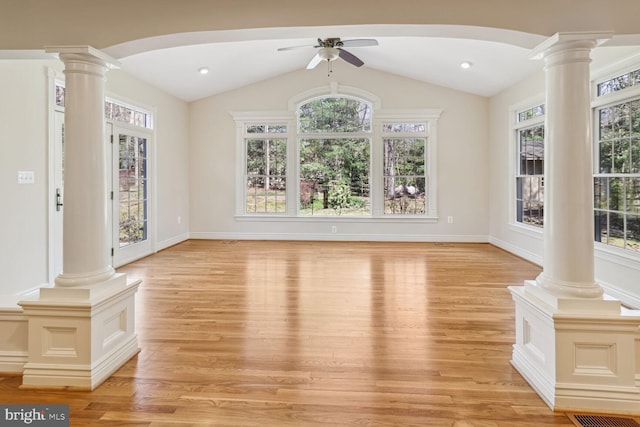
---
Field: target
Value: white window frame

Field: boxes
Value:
[232,84,441,223]
[591,60,640,257]
[231,111,296,217]
[509,96,545,236]
[375,110,440,218]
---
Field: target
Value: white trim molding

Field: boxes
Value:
[18,274,140,389]
[190,231,489,243]
[0,307,28,373]
[510,280,640,414]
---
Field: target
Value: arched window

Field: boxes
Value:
[232,87,441,220]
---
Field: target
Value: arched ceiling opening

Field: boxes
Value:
[103,25,640,101]
[4,1,640,102]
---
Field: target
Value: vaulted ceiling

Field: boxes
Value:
[104,25,640,102]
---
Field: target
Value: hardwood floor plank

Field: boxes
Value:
[0,240,576,426]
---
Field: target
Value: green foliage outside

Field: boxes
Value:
[594,99,640,251]
[327,179,352,214]
[245,97,430,216]
[298,97,371,216]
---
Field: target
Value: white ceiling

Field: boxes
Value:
[106,26,640,102]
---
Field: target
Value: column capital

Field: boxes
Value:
[45,45,120,70]
[529,31,613,60]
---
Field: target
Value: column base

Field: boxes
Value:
[535,272,604,300]
[54,266,116,288]
[510,280,640,414]
[18,273,140,390]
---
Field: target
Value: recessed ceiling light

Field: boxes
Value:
[198,67,209,75]
[460,61,472,69]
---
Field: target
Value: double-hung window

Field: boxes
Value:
[593,67,640,252]
[382,122,428,215]
[514,103,545,228]
[245,124,288,214]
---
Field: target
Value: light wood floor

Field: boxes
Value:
[0,240,577,426]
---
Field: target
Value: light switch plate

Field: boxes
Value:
[18,171,35,184]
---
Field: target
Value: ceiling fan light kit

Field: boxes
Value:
[318,47,340,62]
[278,37,378,76]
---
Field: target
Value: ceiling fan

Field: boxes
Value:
[277,37,378,73]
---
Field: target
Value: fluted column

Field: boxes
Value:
[52,46,118,287]
[532,33,610,299]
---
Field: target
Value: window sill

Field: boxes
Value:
[235,215,439,224]
[594,242,640,269]
[508,222,543,239]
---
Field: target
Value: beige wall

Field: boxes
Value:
[488,70,546,263]
[106,70,191,249]
[0,60,54,298]
[189,62,490,240]
[0,60,189,303]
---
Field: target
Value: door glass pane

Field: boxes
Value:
[119,134,148,247]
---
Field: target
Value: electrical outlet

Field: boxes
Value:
[178,216,182,224]
[331,225,337,233]
[447,216,454,224]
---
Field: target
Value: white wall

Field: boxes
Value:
[189,62,490,241]
[0,60,56,300]
[0,60,190,306]
[488,70,545,263]
[488,46,640,308]
[106,70,191,251]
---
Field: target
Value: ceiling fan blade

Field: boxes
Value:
[278,37,326,51]
[340,38,378,48]
[338,49,364,67]
[277,44,315,51]
[306,53,323,69]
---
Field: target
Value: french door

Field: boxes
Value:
[50,109,65,283]
[110,125,153,267]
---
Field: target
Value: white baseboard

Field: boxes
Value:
[115,233,190,268]
[556,382,640,414]
[489,236,543,266]
[190,231,490,243]
[511,345,555,409]
[0,309,28,373]
[0,351,28,373]
[599,280,640,309]
[156,232,189,252]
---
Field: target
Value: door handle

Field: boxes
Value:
[56,188,63,211]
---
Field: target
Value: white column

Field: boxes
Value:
[18,46,140,390]
[510,33,640,414]
[54,46,117,287]
[533,34,603,299]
